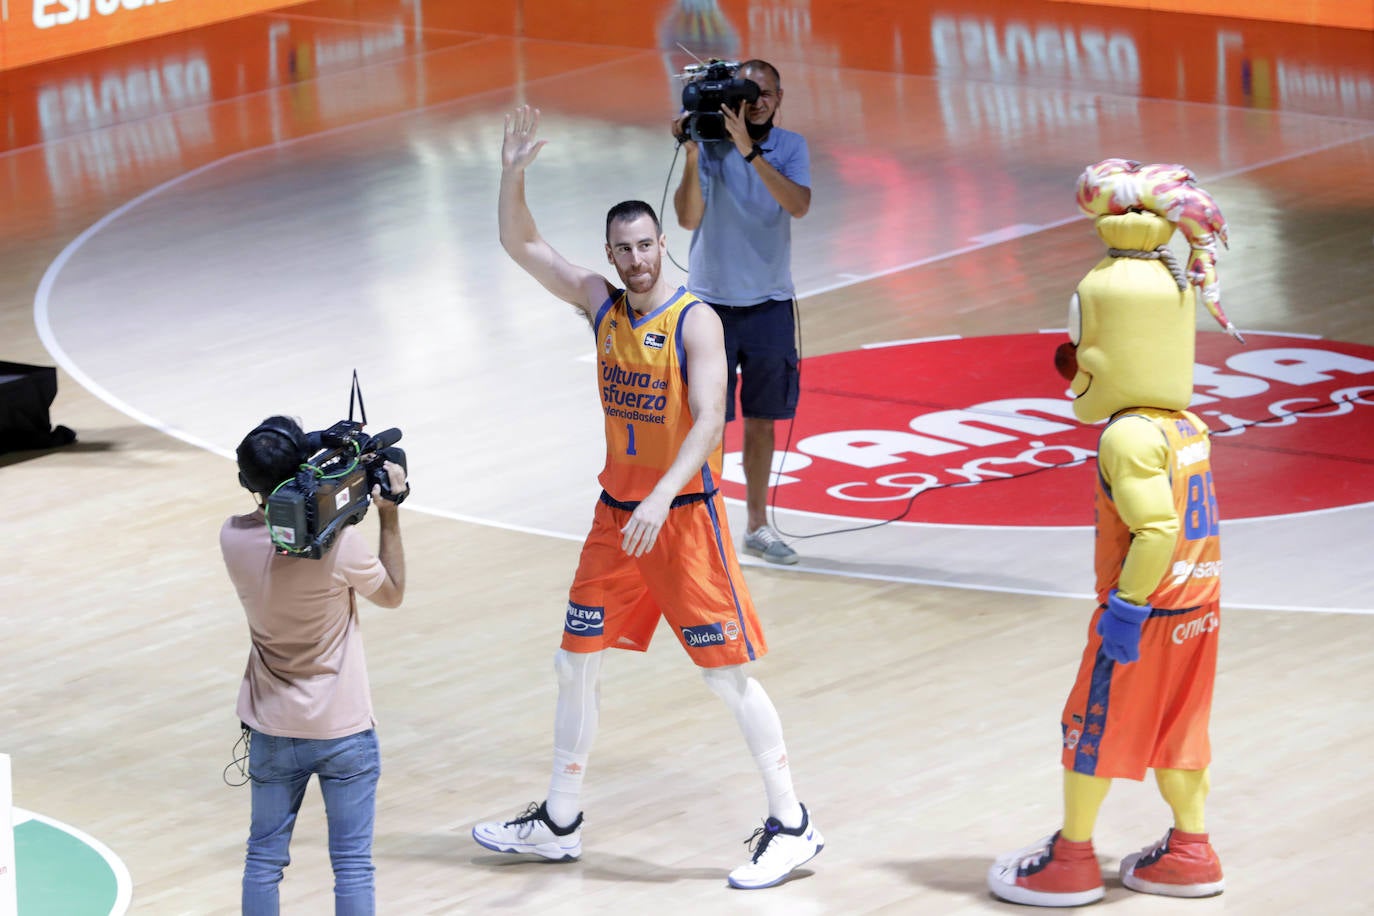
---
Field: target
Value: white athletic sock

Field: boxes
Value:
[751,742,802,829]
[547,749,588,828]
[702,665,803,828]
[546,649,601,828]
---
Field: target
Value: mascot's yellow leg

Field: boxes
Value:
[1155,767,1209,833]
[1062,770,1111,842]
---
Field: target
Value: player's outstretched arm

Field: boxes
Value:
[498,105,614,317]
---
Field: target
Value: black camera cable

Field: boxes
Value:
[662,138,690,275]
[763,386,1367,544]
[223,724,251,788]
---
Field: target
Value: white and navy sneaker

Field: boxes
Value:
[727,804,824,889]
[472,801,583,861]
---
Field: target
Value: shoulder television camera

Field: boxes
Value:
[264,375,408,559]
[679,59,759,142]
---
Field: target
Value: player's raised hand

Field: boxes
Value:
[503,105,548,171]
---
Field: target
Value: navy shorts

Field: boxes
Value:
[708,298,799,422]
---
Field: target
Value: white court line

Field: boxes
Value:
[863,333,962,349]
[28,47,1374,614]
[970,223,1044,245]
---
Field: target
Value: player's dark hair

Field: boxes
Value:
[605,200,661,241]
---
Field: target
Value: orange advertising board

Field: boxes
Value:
[1,0,315,71]
[1048,0,1373,30]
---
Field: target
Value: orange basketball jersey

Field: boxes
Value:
[1094,408,1222,610]
[593,287,723,502]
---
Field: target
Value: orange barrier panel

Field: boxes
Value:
[1,0,316,71]
[1048,0,1374,30]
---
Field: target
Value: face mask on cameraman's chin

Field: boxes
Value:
[746,116,773,142]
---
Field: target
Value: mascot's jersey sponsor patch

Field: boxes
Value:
[720,333,1374,526]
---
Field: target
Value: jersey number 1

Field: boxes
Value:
[625,423,637,456]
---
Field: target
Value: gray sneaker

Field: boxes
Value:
[743,525,799,565]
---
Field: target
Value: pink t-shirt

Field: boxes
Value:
[221,511,388,739]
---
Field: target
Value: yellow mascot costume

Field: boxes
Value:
[988,160,1237,906]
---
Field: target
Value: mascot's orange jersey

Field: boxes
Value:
[1094,408,1222,610]
[593,287,722,503]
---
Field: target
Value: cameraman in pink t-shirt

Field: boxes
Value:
[222,415,406,915]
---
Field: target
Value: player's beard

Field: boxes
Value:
[619,253,660,295]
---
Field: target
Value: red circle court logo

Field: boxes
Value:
[721,333,1374,527]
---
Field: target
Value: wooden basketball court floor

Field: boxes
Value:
[2,0,1373,912]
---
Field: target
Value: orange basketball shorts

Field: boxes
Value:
[1060,600,1219,779]
[561,492,767,668]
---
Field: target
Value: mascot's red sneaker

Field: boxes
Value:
[987,831,1104,906]
[1119,828,1225,897]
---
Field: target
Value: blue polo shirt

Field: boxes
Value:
[686,127,810,307]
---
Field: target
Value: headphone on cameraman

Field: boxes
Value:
[237,418,308,494]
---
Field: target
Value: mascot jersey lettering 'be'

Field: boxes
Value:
[988,160,1240,907]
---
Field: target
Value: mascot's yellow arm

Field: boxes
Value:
[1098,416,1179,605]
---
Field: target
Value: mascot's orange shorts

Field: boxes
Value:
[1060,601,1219,779]
[561,491,767,669]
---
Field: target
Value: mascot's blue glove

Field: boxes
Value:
[1097,589,1152,663]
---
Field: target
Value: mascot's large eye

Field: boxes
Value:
[1067,293,1082,345]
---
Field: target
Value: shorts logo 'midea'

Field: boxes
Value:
[681,622,727,647]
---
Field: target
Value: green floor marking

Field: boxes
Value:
[12,810,129,916]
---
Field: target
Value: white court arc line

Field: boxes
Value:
[11,808,132,916]
[29,51,1374,615]
[32,44,656,458]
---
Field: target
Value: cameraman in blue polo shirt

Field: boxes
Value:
[672,59,811,565]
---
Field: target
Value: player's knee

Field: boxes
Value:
[701,664,748,704]
[554,648,575,686]
[554,648,601,688]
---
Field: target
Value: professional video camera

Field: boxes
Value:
[264,374,407,559]
[678,59,759,142]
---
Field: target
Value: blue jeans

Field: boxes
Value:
[242,728,380,916]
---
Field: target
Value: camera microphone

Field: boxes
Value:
[364,427,403,452]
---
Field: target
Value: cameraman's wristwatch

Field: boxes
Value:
[744,143,762,163]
